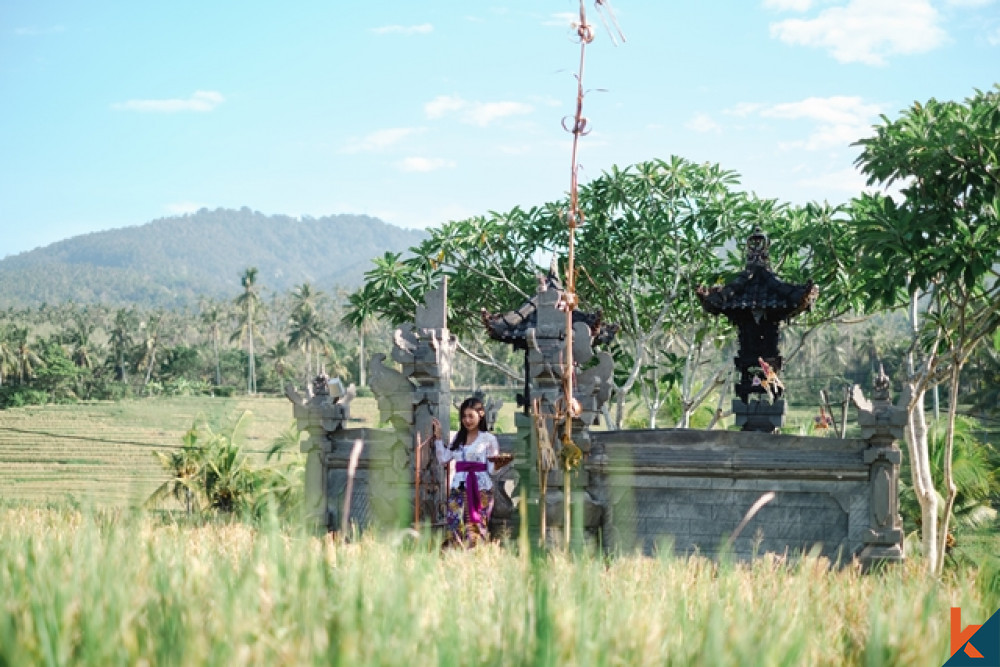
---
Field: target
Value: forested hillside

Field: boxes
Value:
[0,208,426,308]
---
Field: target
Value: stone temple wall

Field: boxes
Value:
[291,283,904,569]
[586,429,874,562]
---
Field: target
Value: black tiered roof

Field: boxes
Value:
[481,272,619,350]
[696,228,817,321]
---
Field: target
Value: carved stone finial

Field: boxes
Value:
[872,364,891,402]
[312,373,330,396]
[746,227,771,269]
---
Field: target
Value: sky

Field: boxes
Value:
[1,0,998,258]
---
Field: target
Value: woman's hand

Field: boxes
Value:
[430,418,442,440]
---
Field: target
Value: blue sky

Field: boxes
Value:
[2,0,998,258]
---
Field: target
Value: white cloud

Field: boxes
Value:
[725,102,766,117]
[471,101,534,126]
[396,157,456,172]
[798,167,911,200]
[763,0,813,11]
[424,95,534,126]
[945,0,994,6]
[425,95,468,119]
[796,167,869,193]
[769,0,947,65]
[743,96,883,150]
[112,90,224,113]
[685,113,722,134]
[341,127,424,154]
[371,23,433,35]
[989,26,1000,45]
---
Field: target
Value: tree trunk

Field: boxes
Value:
[935,360,962,575]
[142,346,157,395]
[248,327,256,395]
[213,333,221,386]
[358,329,367,388]
[906,385,939,574]
[304,341,312,389]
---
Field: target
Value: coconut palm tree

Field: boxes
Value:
[64,315,98,370]
[138,313,162,395]
[199,300,225,386]
[232,268,262,395]
[109,308,138,383]
[146,428,205,514]
[291,282,323,316]
[343,286,377,388]
[288,304,329,385]
[11,327,43,385]
[0,326,16,387]
[264,340,294,381]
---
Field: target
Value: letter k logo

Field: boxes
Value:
[952,607,984,659]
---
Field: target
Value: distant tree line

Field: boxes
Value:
[0,275,395,408]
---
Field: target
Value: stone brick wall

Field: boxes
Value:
[586,429,888,564]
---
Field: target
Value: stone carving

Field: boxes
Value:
[850,365,905,569]
[286,378,354,531]
[482,269,619,541]
[369,282,457,524]
[287,282,456,533]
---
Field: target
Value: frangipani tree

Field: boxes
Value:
[852,85,1000,575]
[347,158,853,429]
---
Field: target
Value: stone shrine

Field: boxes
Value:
[697,228,818,432]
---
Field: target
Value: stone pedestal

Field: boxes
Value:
[852,368,906,570]
[732,398,786,433]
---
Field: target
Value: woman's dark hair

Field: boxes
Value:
[449,397,485,451]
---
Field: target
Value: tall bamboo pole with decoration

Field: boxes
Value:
[555,0,623,550]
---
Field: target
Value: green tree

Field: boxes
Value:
[109,308,138,383]
[137,312,162,395]
[852,85,1000,575]
[232,268,262,395]
[342,287,376,388]
[347,158,850,428]
[199,300,226,387]
[287,304,329,386]
[11,326,43,385]
[0,325,15,387]
[265,340,294,382]
[146,429,203,514]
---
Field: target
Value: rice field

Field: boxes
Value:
[1,396,998,666]
[0,396,379,506]
[0,505,997,666]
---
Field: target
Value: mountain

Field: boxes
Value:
[0,208,427,308]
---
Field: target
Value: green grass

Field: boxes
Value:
[0,505,997,666]
[2,397,999,664]
[0,396,382,507]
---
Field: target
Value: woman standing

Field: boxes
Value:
[431,397,500,548]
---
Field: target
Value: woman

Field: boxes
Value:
[431,397,500,548]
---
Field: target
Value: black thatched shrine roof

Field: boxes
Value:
[697,271,817,320]
[481,272,619,350]
[697,228,818,321]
